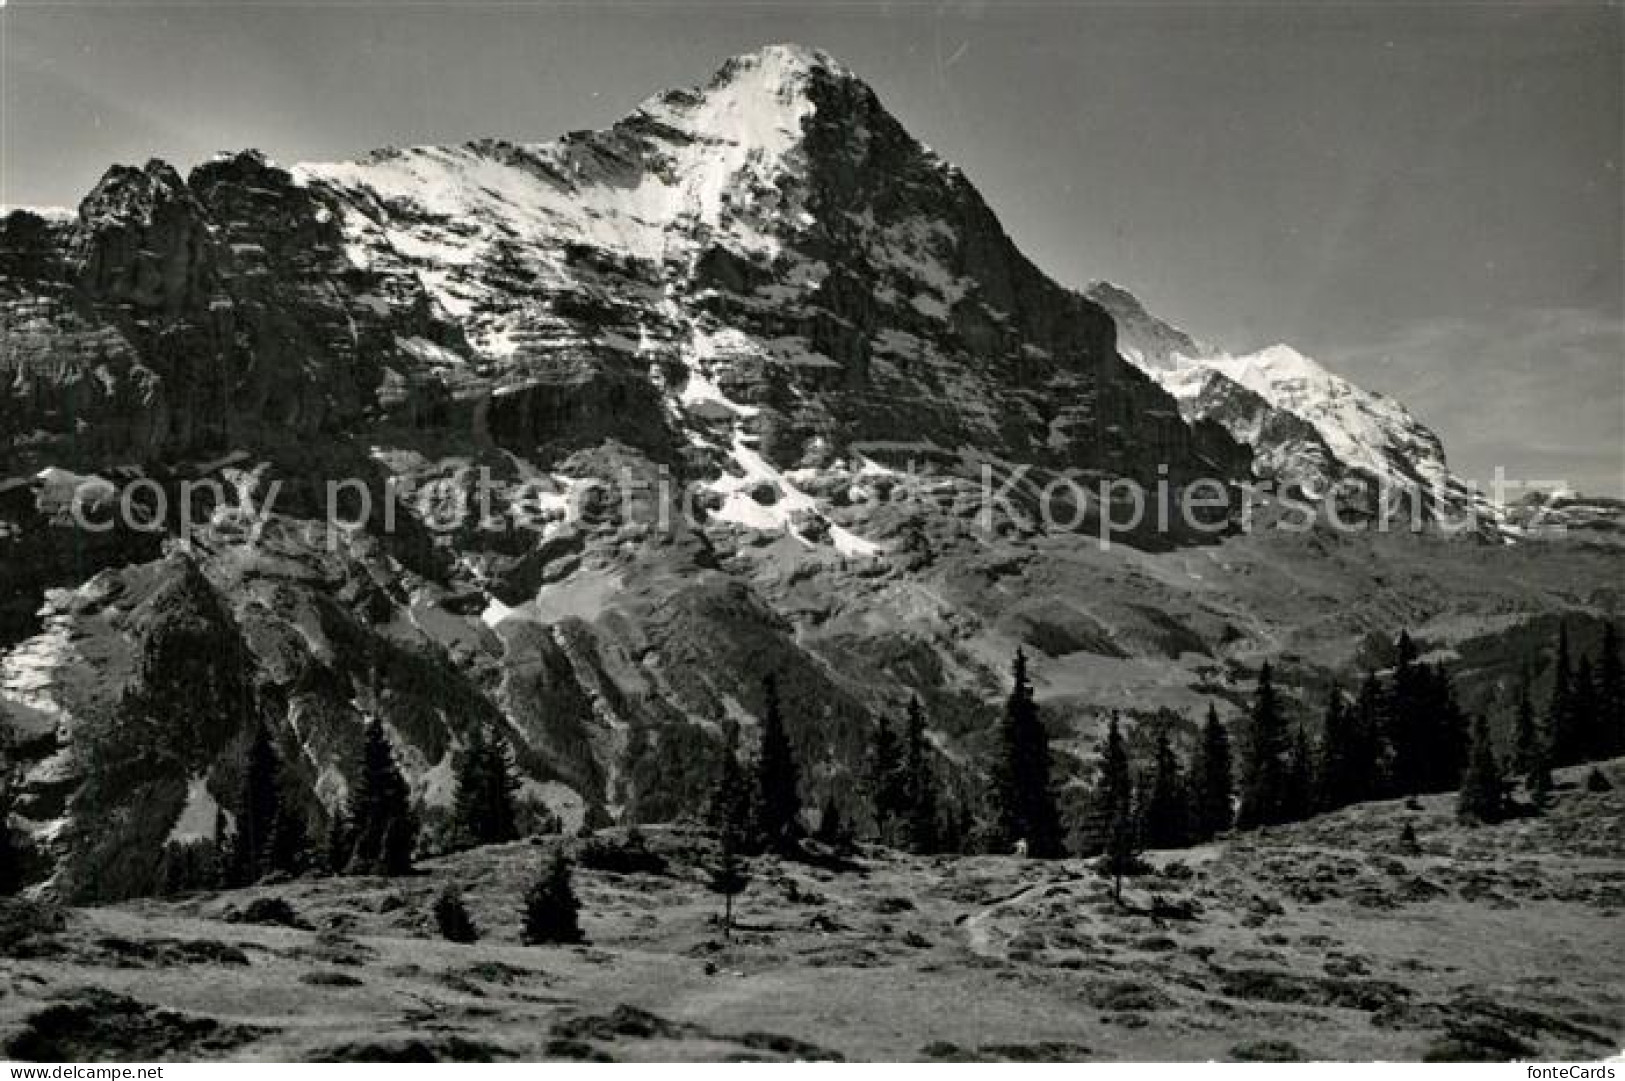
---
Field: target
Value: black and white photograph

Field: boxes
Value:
[0,0,1621,1066]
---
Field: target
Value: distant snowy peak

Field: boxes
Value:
[1089,282,1491,523]
[1197,344,1447,484]
[1085,280,1213,370]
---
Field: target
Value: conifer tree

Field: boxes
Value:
[346,715,417,875]
[267,795,310,876]
[1141,729,1188,849]
[1237,663,1290,829]
[710,824,750,940]
[1600,620,1624,757]
[708,722,754,851]
[1103,796,1140,904]
[1573,655,1601,762]
[1547,623,1579,767]
[434,885,479,943]
[1458,714,1506,824]
[752,674,802,852]
[1416,664,1468,793]
[484,729,521,843]
[1190,704,1233,840]
[902,697,939,854]
[1318,687,1360,812]
[1283,724,1316,822]
[520,851,584,945]
[1079,711,1134,856]
[158,838,224,896]
[323,810,351,875]
[452,723,520,848]
[936,796,971,855]
[451,721,491,847]
[989,650,1062,857]
[814,794,850,849]
[0,778,21,897]
[1513,671,1553,806]
[1356,671,1393,799]
[1089,713,1140,899]
[381,816,415,875]
[230,720,281,885]
[865,714,907,844]
[1513,668,1540,776]
[1387,632,1427,794]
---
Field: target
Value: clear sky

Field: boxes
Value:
[3,1,1620,494]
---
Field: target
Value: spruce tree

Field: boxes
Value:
[1103,797,1140,904]
[1458,714,1506,824]
[1513,672,1553,806]
[1318,687,1360,812]
[268,795,310,876]
[1572,655,1601,763]
[1416,664,1467,793]
[346,715,417,875]
[323,811,351,875]
[1091,714,1140,900]
[1283,724,1316,822]
[434,885,479,943]
[814,794,850,849]
[708,722,754,852]
[452,723,520,849]
[1547,623,1579,767]
[0,778,21,897]
[451,721,491,847]
[1356,671,1393,799]
[710,825,750,939]
[230,720,281,885]
[1237,663,1290,829]
[935,796,969,855]
[752,674,802,852]
[1600,620,1624,757]
[483,729,521,844]
[520,851,584,945]
[1141,729,1188,849]
[1190,704,1233,840]
[1387,632,1427,794]
[902,697,939,854]
[381,816,415,875]
[1080,711,1134,856]
[865,714,907,845]
[990,650,1062,857]
[1512,668,1540,776]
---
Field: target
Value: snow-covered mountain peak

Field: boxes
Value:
[1085,279,1212,369]
[707,42,853,86]
[1213,344,1349,408]
[1089,282,1495,526]
[290,44,874,298]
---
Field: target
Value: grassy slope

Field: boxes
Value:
[1,760,1621,1062]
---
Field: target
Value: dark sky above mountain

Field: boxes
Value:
[2,1,1620,494]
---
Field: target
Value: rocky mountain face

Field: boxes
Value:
[0,45,1613,900]
[1086,283,1497,528]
